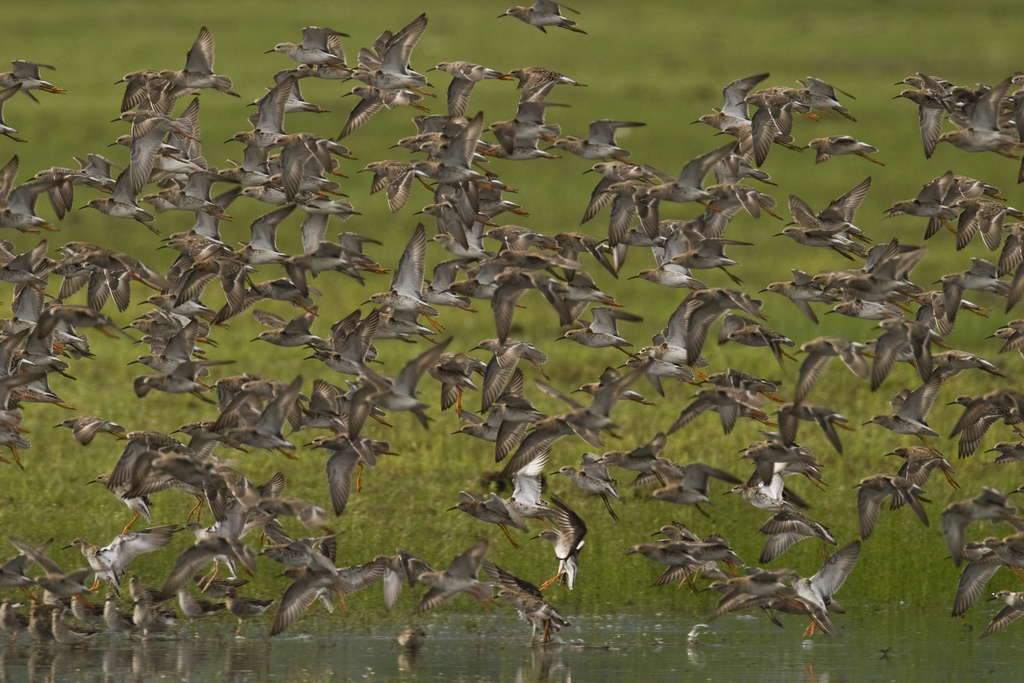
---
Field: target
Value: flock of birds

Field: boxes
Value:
[2,2,1024,652]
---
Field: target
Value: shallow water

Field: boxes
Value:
[3,609,1021,682]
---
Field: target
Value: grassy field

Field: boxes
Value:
[1,0,1024,635]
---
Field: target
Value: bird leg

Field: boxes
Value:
[600,494,619,522]
[74,594,97,609]
[355,462,364,492]
[803,619,817,638]
[7,446,23,470]
[122,511,141,535]
[187,495,205,524]
[803,473,828,492]
[277,447,298,460]
[421,312,444,331]
[761,606,784,627]
[198,566,220,592]
[679,569,701,594]
[856,152,885,166]
[471,594,495,612]
[527,356,550,379]
[292,299,318,316]
[370,413,393,427]
[720,267,744,286]
[941,467,960,489]
[543,618,552,643]
[129,272,164,292]
[891,299,914,313]
[538,571,563,592]
[498,523,521,549]
[916,434,934,448]
[337,588,349,614]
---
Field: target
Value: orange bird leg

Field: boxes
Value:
[498,523,520,550]
[187,495,205,523]
[942,467,960,489]
[538,571,563,592]
[122,511,141,535]
[803,619,817,638]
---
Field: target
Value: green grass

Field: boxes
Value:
[1,0,1023,634]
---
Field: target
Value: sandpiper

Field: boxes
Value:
[649,460,741,515]
[484,561,569,643]
[535,495,587,591]
[225,587,274,636]
[269,27,348,68]
[398,625,427,651]
[449,490,526,548]
[981,591,1024,638]
[158,27,238,98]
[66,525,176,596]
[414,539,492,613]
[887,445,958,489]
[808,135,884,165]
[759,510,837,564]
[103,594,138,639]
[556,457,620,521]
[0,599,27,642]
[501,1,586,33]
[51,609,100,646]
[431,61,510,118]
[942,488,1021,566]
[855,474,930,539]
[937,78,1017,157]
[552,120,645,160]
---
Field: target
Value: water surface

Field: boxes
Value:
[3,609,1020,682]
